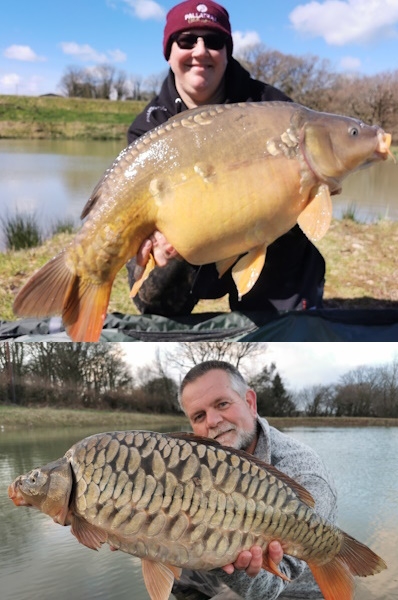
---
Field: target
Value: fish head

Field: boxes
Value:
[297,108,393,190]
[8,457,73,525]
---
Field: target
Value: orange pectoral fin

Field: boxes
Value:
[231,244,267,299]
[70,515,108,551]
[130,252,156,297]
[262,553,290,582]
[141,559,181,600]
[297,183,332,242]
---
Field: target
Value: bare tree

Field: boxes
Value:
[114,69,128,100]
[161,342,267,380]
[298,384,335,417]
[129,74,143,100]
[144,71,167,97]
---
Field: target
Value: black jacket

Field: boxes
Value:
[126,59,325,316]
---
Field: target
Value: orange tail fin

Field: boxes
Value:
[13,251,74,318]
[63,276,112,341]
[308,532,387,600]
[13,251,112,342]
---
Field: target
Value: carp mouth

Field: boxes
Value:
[8,480,32,507]
[375,131,395,162]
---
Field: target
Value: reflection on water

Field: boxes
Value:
[1,425,397,600]
[0,139,397,250]
[0,139,125,249]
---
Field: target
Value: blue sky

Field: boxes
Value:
[1,0,398,96]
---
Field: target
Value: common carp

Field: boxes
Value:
[8,430,386,600]
[12,102,393,341]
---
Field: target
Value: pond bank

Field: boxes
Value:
[1,405,397,430]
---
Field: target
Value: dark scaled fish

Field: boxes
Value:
[8,430,387,600]
[12,102,393,341]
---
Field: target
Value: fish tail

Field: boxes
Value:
[62,276,112,341]
[13,250,112,341]
[13,251,74,319]
[308,532,387,600]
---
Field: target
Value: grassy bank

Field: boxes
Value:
[1,405,397,430]
[0,95,146,140]
[0,405,188,429]
[1,218,398,321]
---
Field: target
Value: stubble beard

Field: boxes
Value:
[208,420,257,452]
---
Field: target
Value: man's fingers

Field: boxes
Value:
[136,239,152,267]
[268,540,284,565]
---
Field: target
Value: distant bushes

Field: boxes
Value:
[1,213,76,251]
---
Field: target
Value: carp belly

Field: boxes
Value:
[155,154,307,265]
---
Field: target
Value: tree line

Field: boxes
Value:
[1,342,397,418]
[58,46,398,139]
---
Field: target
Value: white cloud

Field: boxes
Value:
[0,73,46,95]
[59,42,126,64]
[122,0,165,20]
[232,30,261,56]
[108,49,127,62]
[0,73,21,88]
[60,42,107,62]
[289,0,398,46]
[4,45,46,62]
[339,55,362,71]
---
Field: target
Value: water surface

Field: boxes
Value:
[1,139,397,250]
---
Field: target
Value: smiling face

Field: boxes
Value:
[181,369,258,453]
[168,28,228,108]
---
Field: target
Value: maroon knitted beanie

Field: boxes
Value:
[163,1,233,59]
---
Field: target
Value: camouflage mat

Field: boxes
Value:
[1,309,398,341]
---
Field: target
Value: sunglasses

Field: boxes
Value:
[172,32,227,51]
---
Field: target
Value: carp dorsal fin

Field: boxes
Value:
[297,183,333,242]
[231,244,267,299]
[70,514,108,550]
[166,433,315,508]
[130,252,156,298]
[141,559,181,600]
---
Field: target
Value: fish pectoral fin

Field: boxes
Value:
[141,559,181,600]
[262,552,290,582]
[297,183,332,242]
[70,515,107,551]
[231,244,267,299]
[130,253,156,297]
[215,256,240,278]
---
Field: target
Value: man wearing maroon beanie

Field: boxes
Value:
[126,0,326,327]
[163,0,234,60]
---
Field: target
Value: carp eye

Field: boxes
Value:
[29,470,39,483]
[349,126,359,137]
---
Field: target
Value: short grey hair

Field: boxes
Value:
[178,360,249,411]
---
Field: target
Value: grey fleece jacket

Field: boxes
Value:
[172,416,338,600]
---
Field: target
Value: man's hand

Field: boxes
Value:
[221,541,284,578]
[136,231,180,268]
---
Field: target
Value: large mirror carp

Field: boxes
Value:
[9,430,387,600]
[13,102,393,341]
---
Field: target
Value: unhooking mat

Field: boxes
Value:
[1,309,398,341]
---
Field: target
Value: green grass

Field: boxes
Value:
[0,95,147,140]
[1,213,42,250]
[1,405,396,430]
[0,405,188,429]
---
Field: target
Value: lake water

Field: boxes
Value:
[1,424,397,600]
[0,139,397,250]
